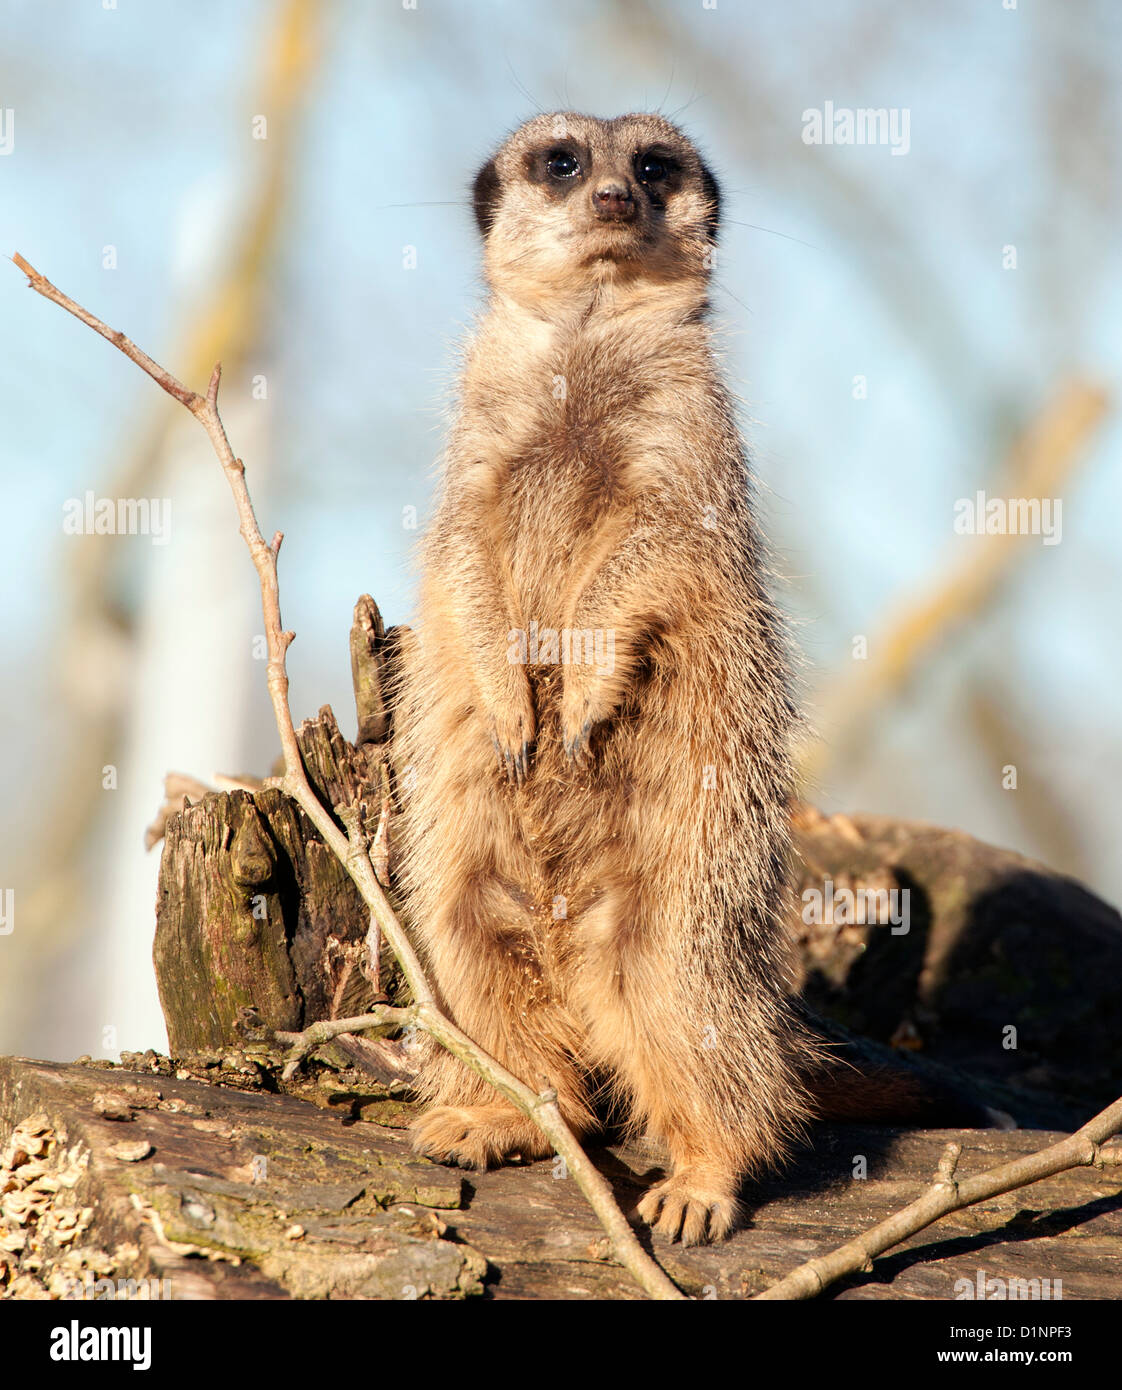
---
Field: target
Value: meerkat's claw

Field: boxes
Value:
[563,718,595,764]
[636,1170,739,1245]
[489,713,535,783]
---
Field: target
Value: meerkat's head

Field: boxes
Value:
[472,112,721,303]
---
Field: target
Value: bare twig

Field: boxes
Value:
[336,803,385,990]
[754,1095,1122,1300]
[275,1008,415,1081]
[15,255,684,1302]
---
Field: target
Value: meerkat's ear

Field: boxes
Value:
[699,161,721,241]
[472,158,502,238]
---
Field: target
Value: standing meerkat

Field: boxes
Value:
[395,111,817,1244]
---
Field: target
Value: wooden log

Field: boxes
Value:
[2,1056,1119,1301]
[153,711,391,1054]
[789,806,1122,1123]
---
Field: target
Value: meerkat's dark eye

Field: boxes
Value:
[636,152,671,183]
[546,150,581,180]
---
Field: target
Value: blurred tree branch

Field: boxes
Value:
[8,0,323,1043]
[796,381,1110,787]
[965,675,1093,886]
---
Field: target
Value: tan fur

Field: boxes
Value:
[395,113,817,1243]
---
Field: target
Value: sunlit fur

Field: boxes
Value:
[395,113,818,1244]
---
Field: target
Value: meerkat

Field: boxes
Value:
[394,111,818,1245]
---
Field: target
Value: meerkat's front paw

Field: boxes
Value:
[486,673,536,783]
[636,1168,740,1245]
[560,680,607,765]
[410,1104,551,1170]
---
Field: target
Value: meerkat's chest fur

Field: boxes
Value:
[458,300,716,624]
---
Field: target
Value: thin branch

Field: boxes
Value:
[754,1094,1122,1300]
[275,1008,415,1081]
[15,254,684,1302]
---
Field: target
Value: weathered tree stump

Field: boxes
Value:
[153,597,407,1076]
[153,712,388,1050]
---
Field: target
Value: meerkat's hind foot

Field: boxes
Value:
[410,1103,554,1171]
[636,1168,740,1245]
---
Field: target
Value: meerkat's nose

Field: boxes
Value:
[591,181,636,222]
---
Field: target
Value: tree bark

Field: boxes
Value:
[153,597,404,1056]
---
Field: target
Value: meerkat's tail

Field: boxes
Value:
[795,1005,1017,1131]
